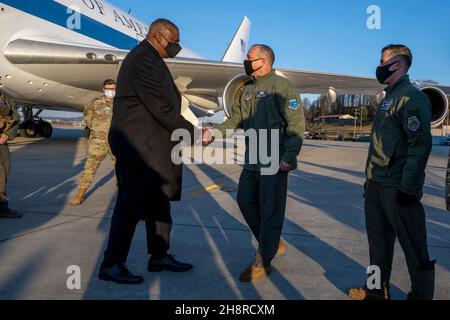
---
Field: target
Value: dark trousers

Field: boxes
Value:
[102,158,172,267]
[237,169,288,265]
[0,144,10,212]
[365,181,435,299]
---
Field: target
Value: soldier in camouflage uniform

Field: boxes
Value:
[349,45,435,300]
[0,92,22,218]
[70,80,116,206]
[205,45,305,283]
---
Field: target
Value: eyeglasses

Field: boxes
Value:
[159,32,179,45]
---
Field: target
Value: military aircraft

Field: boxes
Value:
[0,0,448,138]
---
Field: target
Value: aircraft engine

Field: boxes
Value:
[222,73,251,118]
[419,86,449,129]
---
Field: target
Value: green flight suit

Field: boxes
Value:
[364,75,435,300]
[0,93,20,212]
[215,70,305,264]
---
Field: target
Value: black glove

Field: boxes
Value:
[421,260,436,271]
[84,127,91,139]
[363,180,369,199]
[397,190,418,206]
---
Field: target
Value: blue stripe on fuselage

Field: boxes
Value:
[2,0,139,50]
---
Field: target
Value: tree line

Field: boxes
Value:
[302,94,379,124]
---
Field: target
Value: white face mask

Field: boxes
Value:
[104,89,116,100]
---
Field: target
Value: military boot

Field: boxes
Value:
[348,284,390,300]
[275,240,286,257]
[0,209,23,219]
[239,250,271,283]
[70,188,87,206]
[0,193,22,218]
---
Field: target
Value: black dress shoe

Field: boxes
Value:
[0,209,23,219]
[148,254,193,272]
[98,264,144,284]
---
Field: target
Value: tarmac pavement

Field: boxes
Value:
[0,128,449,300]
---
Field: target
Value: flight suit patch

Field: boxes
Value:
[288,99,299,110]
[407,116,421,132]
[255,90,268,99]
[244,91,252,101]
[380,100,392,111]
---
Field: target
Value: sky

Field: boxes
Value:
[47,0,450,117]
[107,0,450,83]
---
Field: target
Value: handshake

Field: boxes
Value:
[200,127,215,146]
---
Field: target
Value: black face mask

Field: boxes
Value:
[165,42,182,58]
[376,61,398,84]
[244,58,263,76]
[158,33,182,58]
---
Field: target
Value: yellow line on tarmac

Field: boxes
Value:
[190,182,226,196]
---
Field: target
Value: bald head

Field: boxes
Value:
[245,44,275,77]
[148,18,179,36]
[250,44,275,66]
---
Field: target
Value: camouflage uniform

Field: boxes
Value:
[0,93,20,213]
[79,96,115,190]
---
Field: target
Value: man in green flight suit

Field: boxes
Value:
[0,92,22,218]
[349,44,435,300]
[203,44,305,282]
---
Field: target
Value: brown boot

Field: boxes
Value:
[348,284,390,300]
[239,261,271,283]
[275,240,286,257]
[70,188,87,206]
[239,250,271,283]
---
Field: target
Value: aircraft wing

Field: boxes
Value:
[275,68,383,96]
[167,58,384,100]
[5,38,384,111]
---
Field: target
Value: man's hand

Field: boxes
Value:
[279,160,292,172]
[397,189,418,206]
[0,134,9,145]
[201,127,215,146]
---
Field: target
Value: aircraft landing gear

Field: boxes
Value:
[19,107,53,138]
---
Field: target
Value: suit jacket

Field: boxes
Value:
[109,40,195,201]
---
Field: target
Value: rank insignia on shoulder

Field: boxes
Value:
[380,100,392,111]
[256,90,268,99]
[288,99,299,110]
[407,116,421,132]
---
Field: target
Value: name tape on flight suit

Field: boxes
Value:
[256,90,268,98]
